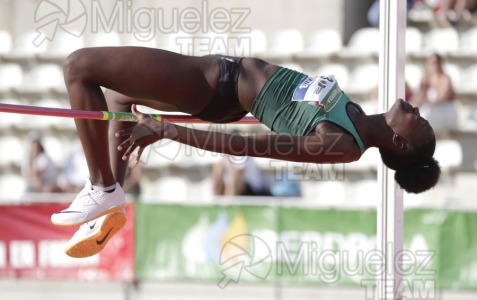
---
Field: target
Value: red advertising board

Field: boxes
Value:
[0,203,134,282]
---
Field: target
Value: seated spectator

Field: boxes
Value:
[444,0,477,25]
[410,53,458,135]
[270,172,302,198]
[57,143,88,193]
[426,0,477,26]
[212,155,272,197]
[22,132,58,193]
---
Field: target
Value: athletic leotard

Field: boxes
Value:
[251,67,366,154]
[193,55,248,123]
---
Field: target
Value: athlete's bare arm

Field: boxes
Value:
[117,105,358,164]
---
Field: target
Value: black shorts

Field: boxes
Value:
[193,55,248,123]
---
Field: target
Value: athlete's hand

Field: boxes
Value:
[115,104,167,164]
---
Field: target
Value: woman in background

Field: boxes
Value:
[22,132,58,193]
[411,53,458,135]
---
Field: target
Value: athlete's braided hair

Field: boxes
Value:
[379,137,441,194]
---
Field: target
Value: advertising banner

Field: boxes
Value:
[3,202,477,292]
[0,203,134,282]
[135,204,477,293]
[135,204,382,286]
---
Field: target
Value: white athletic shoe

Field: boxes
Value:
[65,210,127,258]
[51,179,125,226]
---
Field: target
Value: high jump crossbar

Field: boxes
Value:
[377,0,406,299]
[0,102,260,124]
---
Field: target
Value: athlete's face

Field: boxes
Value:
[386,99,434,149]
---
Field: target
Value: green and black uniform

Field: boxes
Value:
[251,67,366,154]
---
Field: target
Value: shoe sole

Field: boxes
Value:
[64,213,127,258]
[52,205,125,227]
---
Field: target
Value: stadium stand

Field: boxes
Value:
[0,1,475,211]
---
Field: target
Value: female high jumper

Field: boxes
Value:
[51,47,440,257]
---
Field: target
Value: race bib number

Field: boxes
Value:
[292,75,342,112]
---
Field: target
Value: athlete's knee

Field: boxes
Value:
[63,48,93,86]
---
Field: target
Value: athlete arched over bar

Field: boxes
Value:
[53,47,440,257]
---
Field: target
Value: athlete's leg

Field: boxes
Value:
[105,90,134,187]
[62,90,151,255]
[105,89,180,187]
[63,47,219,187]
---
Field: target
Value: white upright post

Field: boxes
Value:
[377,0,406,299]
